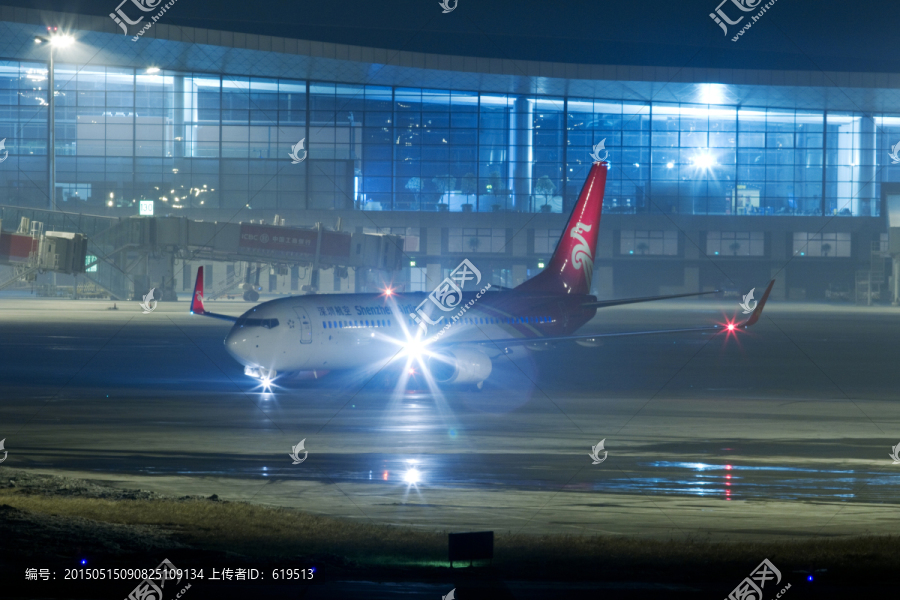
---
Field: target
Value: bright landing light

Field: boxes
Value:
[403,468,422,485]
[403,337,425,360]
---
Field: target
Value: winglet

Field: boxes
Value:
[741,279,775,327]
[191,266,206,315]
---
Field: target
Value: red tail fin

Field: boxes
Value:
[191,266,206,315]
[516,161,608,295]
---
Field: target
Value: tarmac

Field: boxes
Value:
[2,295,900,543]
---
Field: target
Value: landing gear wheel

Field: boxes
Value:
[243,290,259,302]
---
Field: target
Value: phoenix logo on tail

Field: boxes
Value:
[0,138,8,163]
[889,141,900,165]
[589,139,609,162]
[589,439,607,464]
[139,288,157,313]
[570,223,594,291]
[0,438,6,463]
[442,588,456,600]
[289,439,308,464]
[739,288,757,314]
[890,442,900,464]
[438,0,457,13]
[289,138,307,164]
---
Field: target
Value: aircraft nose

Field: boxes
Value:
[225,325,254,364]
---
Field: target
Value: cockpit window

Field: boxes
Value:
[236,317,280,329]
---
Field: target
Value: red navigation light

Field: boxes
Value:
[720,318,739,334]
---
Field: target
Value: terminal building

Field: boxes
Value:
[0,7,898,301]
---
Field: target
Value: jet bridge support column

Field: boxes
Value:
[893,257,900,306]
[310,222,322,293]
[887,194,900,305]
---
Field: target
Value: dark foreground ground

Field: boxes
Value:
[0,470,896,599]
[2,297,900,597]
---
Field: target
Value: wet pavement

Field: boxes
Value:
[2,297,900,540]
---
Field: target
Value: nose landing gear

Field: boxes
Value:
[244,366,277,382]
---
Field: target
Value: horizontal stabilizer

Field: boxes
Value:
[583,290,721,309]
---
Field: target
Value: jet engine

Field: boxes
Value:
[427,348,492,386]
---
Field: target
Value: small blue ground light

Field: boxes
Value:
[80,559,87,565]
[807,575,813,582]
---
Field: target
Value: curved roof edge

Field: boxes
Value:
[9,6,900,113]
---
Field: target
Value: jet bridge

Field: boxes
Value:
[0,217,89,293]
[0,206,404,301]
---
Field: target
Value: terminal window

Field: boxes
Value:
[620,230,678,256]
[706,231,765,256]
[534,229,562,255]
[793,232,851,257]
[448,228,505,253]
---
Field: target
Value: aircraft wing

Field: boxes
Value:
[450,325,723,347]
[449,279,775,348]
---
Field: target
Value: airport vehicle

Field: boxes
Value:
[190,161,774,388]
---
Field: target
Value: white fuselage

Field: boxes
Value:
[223,291,563,375]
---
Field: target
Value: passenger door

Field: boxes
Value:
[293,306,313,344]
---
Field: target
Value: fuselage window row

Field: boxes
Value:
[323,319,393,329]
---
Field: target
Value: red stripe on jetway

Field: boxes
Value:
[0,233,38,263]
[237,224,350,258]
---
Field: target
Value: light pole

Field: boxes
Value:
[33,32,74,212]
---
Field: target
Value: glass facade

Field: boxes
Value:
[1,58,896,216]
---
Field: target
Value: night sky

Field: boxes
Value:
[11,0,900,73]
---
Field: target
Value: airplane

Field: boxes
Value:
[190,160,774,388]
